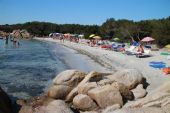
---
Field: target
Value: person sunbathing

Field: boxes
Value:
[137,44,144,54]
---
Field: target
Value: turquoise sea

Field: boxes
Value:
[0,39,107,99]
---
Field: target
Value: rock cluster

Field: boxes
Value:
[18,69,170,113]
[0,31,9,37]
[11,29,32,39]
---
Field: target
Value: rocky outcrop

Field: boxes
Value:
[19,69,155,113]
[46,69,147,112]
[0,31,9,37]
[11,29,32,38]
[0,87,12,113]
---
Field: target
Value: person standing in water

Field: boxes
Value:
[5,35,9,45]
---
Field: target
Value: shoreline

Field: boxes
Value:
[35,37,170,93]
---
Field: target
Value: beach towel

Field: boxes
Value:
[149,61,166,69]
[162,67,170,75]
[160,52,170,56]
[149,61,166,65]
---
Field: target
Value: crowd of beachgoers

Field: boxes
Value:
[48,32,170,59]
[36,34,170,92]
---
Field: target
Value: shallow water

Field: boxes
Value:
[0,39,108,99]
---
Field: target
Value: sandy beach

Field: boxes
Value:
[35,37,170,93]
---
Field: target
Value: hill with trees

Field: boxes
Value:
[0,16,170,47]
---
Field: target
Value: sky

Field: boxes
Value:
[0,0,170,25]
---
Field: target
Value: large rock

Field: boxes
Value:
[78,71,110,86]
[128,81,170,108]
[66,71,107,102]
[65,88,78,102]
[111,82,134,101]
[0,87,12,113]
[88,84,123,108]
[78,82,97,94]
[109,107,166,113]
[45,100,73,113]
[132,84,147,100]
[107,69,144,89]
[73,94,97,111]
[53,70,86,87]
[47,85,72,99]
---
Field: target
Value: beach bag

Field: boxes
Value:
[162,67,170,75]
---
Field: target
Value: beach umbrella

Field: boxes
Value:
[113,37,120,41]
[141,37,155,42]
[89,34,95,38]
[165,44,170,49]
[93,36,101,40]
[78,34,84,38]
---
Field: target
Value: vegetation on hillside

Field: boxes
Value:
[0,16,170,47]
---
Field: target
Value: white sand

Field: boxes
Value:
[35,37,170,92]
